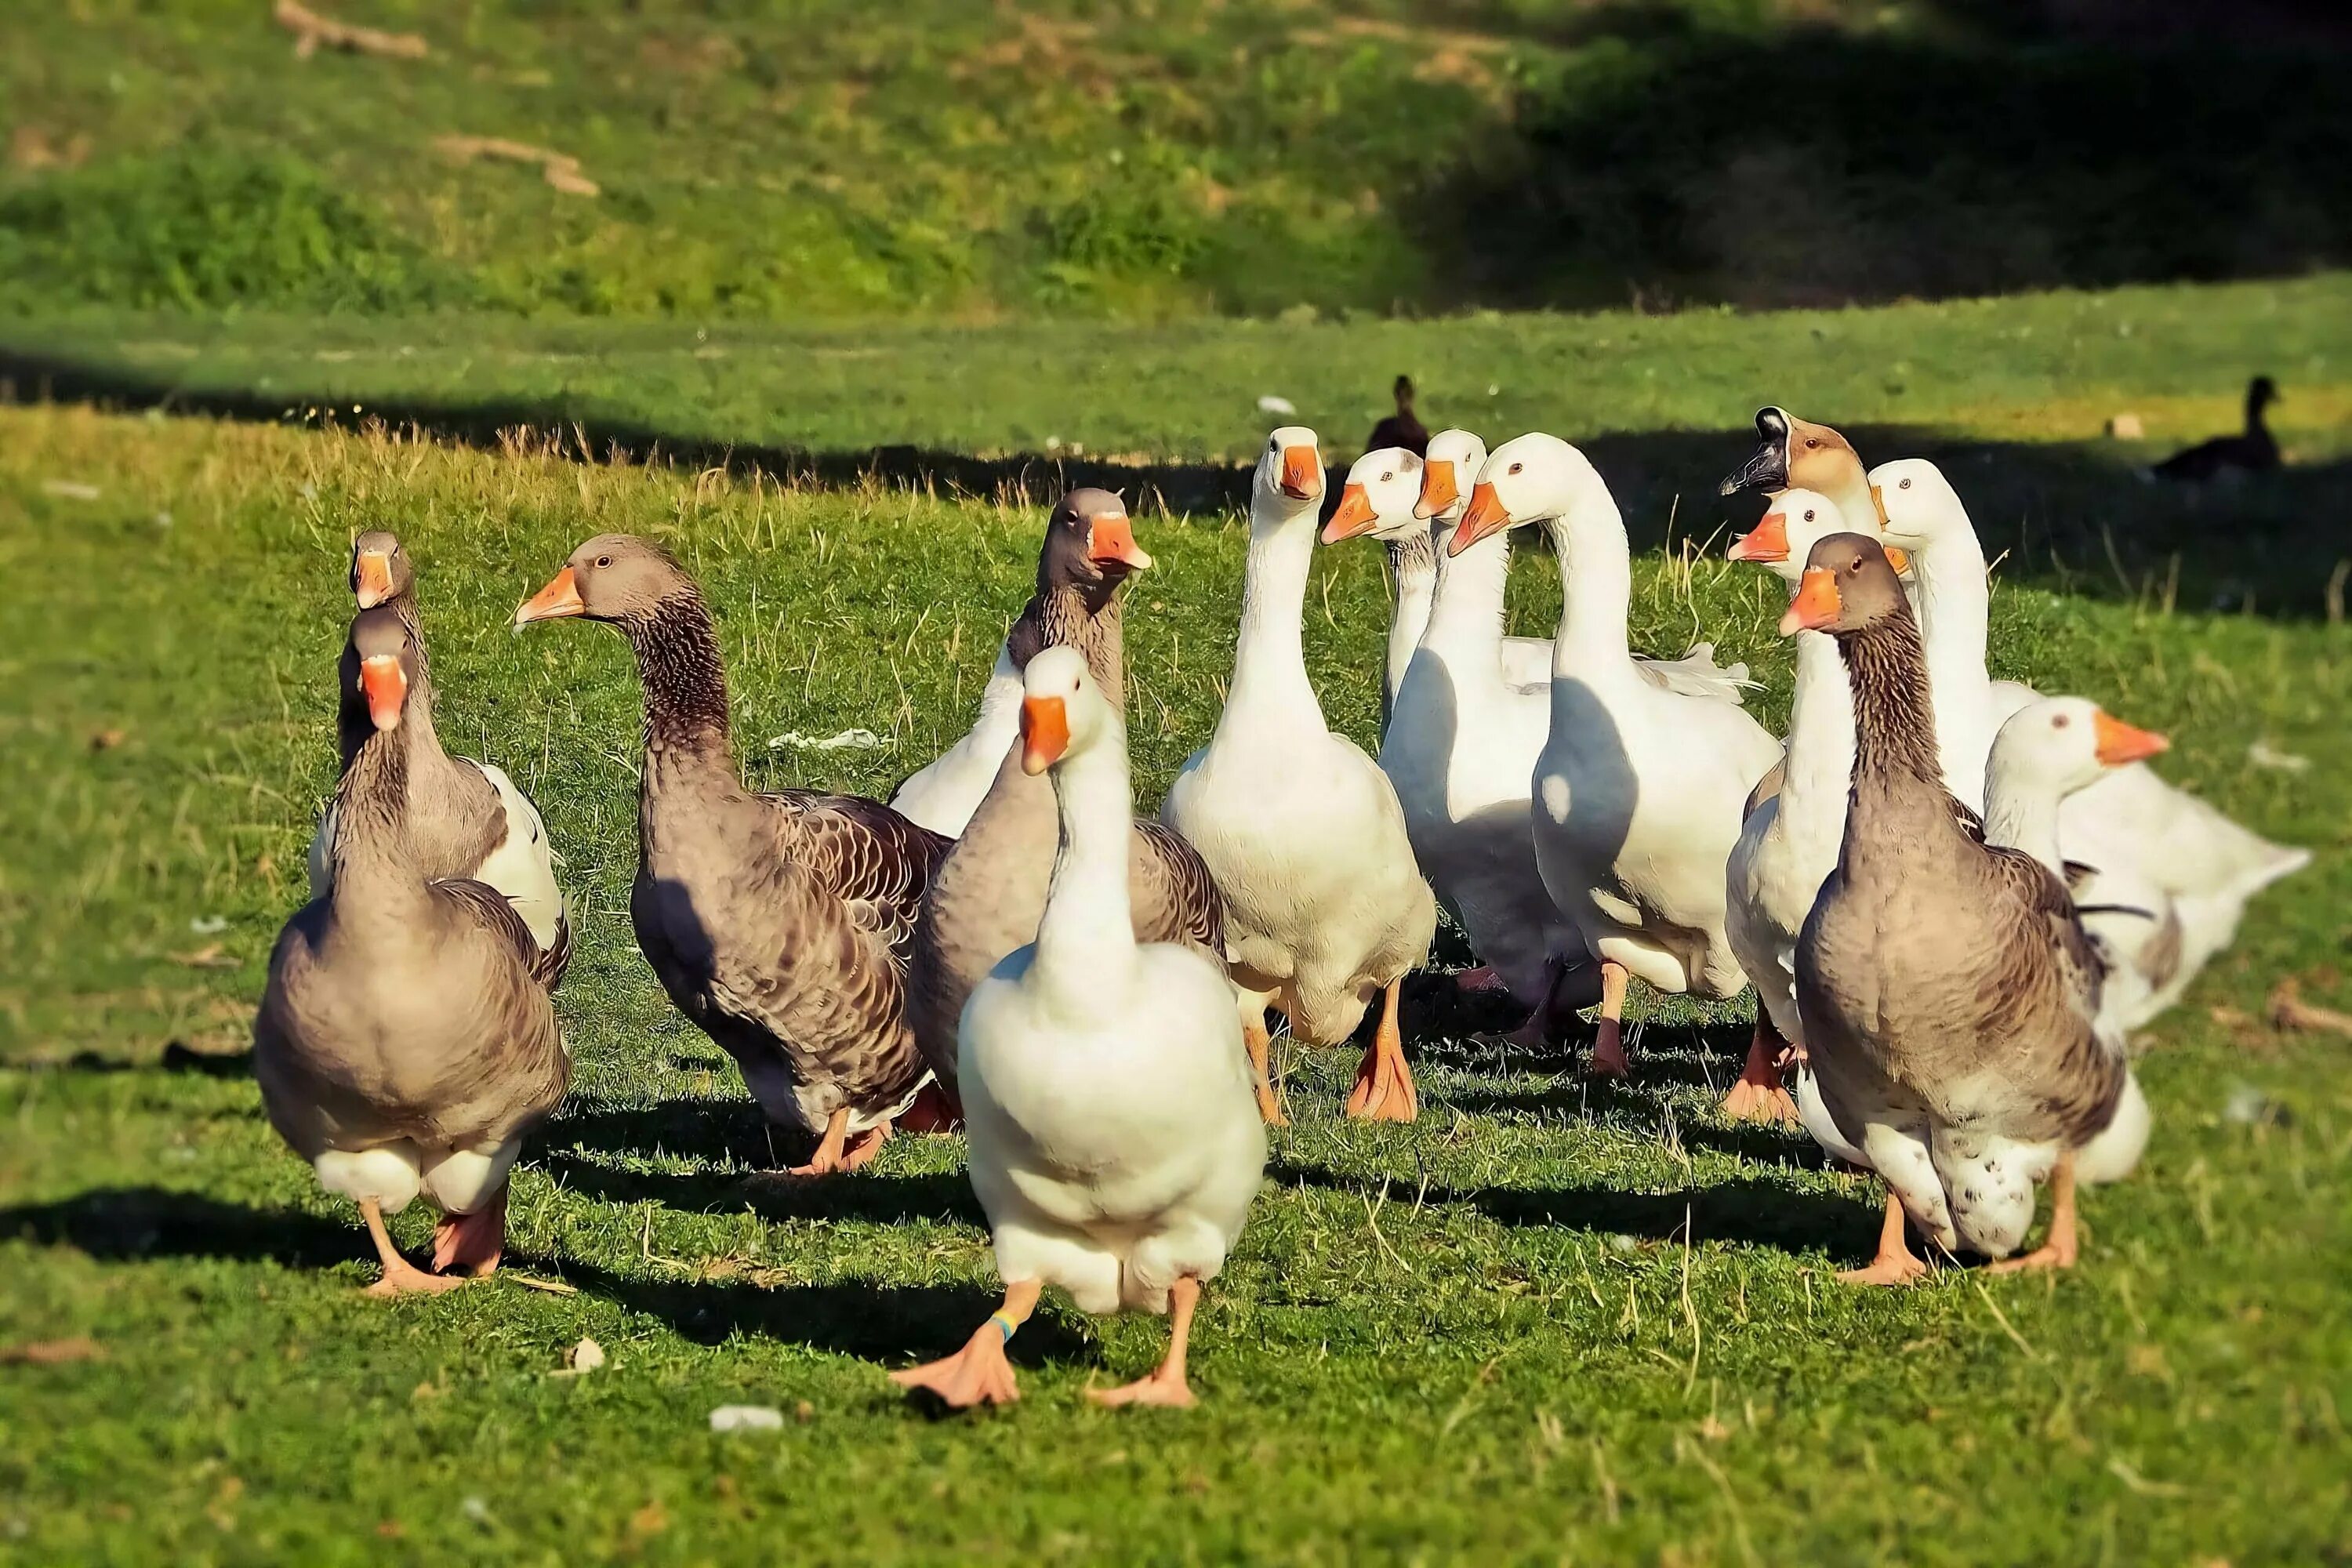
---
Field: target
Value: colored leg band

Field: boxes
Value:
[988,1311,1018,1343]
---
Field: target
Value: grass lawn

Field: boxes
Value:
[2,348,2347,1562]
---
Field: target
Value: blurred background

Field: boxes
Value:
[4,0,2348,320]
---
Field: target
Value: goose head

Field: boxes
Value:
[1018,644,1113,775]
[1040,488,1152,594]
[1414,429,1489,522]
[1251,425,1326,521]
[1448,431,1588,556]
[1780,532,1909,638]
[1719,407,1869,503]
[347,604,416,731]
[1320,447,1425,545]
[514,533,690,627]
[349,529,414,611]
[2248,375,2280,418]
[1730,489,1906,586]
[1991,696,2170,802]
[1868,459,1969,554]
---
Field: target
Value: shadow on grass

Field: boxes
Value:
[1268,1158,1877,1261]
[545,1151,986,1229]
[5,346,2349,616]
[0,1185,1080,1367]
[18,1043,256,1078]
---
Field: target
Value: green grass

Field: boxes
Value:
[2,1,2345,320]
[4,394,2348,1563]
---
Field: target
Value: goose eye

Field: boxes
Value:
[1804,438,1820,449]
[594,555,613,568]
[1803,509,1816,522]
[2052,714,2071,729]
[1900,477,1912,490]
[1508,463,1523,475]
[1381,472,1394,483]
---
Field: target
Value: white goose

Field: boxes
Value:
[1323,438,1591,1043]
[1874,459,2309,1010]
[1163,426,1438,1121]
[1454,433,1782,1076]
[1720,490,1900,1123]
[891,648,1265,1408]
[888,644,1022,838]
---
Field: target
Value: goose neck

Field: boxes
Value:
[1031,737,1140,1010]
[1983,774,2064,875]
[1541,504,1632,675]
[1011,584,1127,713]
[1836,612,1958,859]
[1777,626,1857,823]
[1227,508,1323,725]
[1383,528,1438,706]
[1424,521,1511,659]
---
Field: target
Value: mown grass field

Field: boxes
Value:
[3,292,2348,1559]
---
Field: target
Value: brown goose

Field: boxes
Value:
[1788,534,2128,1284]
[514,535,947,1175]
[256,607,567,1295]
[906,491,1236,1112]
[308,530,570,976]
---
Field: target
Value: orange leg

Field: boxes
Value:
[837,1120,891,1172]
[1986,1151,2080,1275]
[430,1183,508,1278]
[786,1106,857,1178]
[889,1277,1041,1408]
[1720,1016,1800,1125]
[359,1197,466,1298]
[1345,978,1417,1123]
[1588,961,1631,1079]
[1089,1276,1202,1408]
[1242,1014,1287,1127]
[1837,1190,1929,1287]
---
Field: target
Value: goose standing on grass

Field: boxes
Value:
[1452,434,1781,1076]
[909,491,1238,1117]
[1873,459,2308,997]
[2150,376,2281,483]
[514,535,947,1175]
[307,530,568,973]
[892,649,1266,1409]
[257,608,567,1294]
[1367,374,1429,456]
[1163,427,1437,1122]
[1790,535,2133,1283]
[1720,490,1896,1123]
[1324,438,1594,1043]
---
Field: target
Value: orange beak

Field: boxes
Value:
[1278,445,1320,501]
[1414,459,1459,521]
[353,550,395,609]
[1779,568,1842,636]
[2093,710,2170,766]
[514,565,585,626]
[1448,481,1512,557]
[1020,695,1070,775]
[1087,514,1153,572]
[359,653,406,731]
[1883,544,1911,574]
[1320,483,1380,544]
[1729,510,1790,564]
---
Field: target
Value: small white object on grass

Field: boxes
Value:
[2248,741,2310,773]
[2105,412,2145,440]
[555,1338,605,1375]
[767,728,889,753]
[190,916,228,935]
[710,1404,786,1433]
[41,481,101,501]
[1256,395,1297,416]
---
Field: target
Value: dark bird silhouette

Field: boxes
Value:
[1367,375,1429,456]
[2150,376,2281,482]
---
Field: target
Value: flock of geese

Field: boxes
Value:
[254,404,2309,1408]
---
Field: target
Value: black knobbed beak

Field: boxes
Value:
[1718,407,1791,497]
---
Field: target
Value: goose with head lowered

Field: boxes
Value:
[307,530,568,974]
[1452,433,1782,1076]
[1788,535,2136,1283]
[907,491,1236,1119]
[891,648,1266,1410]
[1163,426,1437,1121]
[257,607,567,1294]
[515,535,948,1175]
